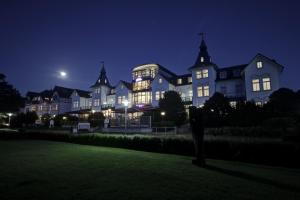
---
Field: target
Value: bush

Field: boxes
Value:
[88,112,105,127]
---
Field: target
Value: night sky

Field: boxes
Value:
[0,0,299,95]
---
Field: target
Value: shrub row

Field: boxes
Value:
[0,130,299,167]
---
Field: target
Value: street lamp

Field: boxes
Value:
[7,113,12,126]
[123,100,129,132]
[161,111,165,124]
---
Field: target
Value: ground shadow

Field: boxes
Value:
[204,164,300,193]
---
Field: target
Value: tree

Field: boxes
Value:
[202,92,232,127]
[159,91,186,127]
[267,88,297,114]
[10,111,38,128]
[88,112,105,127]
[0,73,24,113]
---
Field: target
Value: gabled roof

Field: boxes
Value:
[74,89,91,98]
[216,64,248,81]
[53,86,74,98]
[172,74,192,86]
[249,53,284,71]
[156,64,177,77]
[117,80,132,90]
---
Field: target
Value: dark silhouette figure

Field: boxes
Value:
[189,106,205,166]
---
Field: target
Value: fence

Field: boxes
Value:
[109,116,151,128]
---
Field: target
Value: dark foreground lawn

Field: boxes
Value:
[0,140,299,200]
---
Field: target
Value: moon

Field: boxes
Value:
[59,71,67,78]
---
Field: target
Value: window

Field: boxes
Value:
[257,61,263,69]
[197,86,203,97]
[255,101,263,106]
[155,91,160,100]
[196,71,202,79]
[202,69,208,78]
[196,69,208,79]
[133,92,151,104]
[177,78,182,85]
[220,71,227,79]
[155,91,165,101]
[252,79,260,91]
[197,86,209,97]
[73,101,79,108]
[188,77,192,83]
[263,77,271,91]
[203,86,209,96]
[188,90,193,97]
[201,57,204,62]
[230,101,237,108]
[94,99,100,106]
[159,78,162,84]
[118,96,122,104]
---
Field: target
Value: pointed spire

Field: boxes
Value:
[91,61,111,88]
[194,33,212,66]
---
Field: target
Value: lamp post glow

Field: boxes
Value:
[7,113,12,126]
[123,100,129,132]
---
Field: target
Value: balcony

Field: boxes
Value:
[182,96,192,102]
[101,104,114,109]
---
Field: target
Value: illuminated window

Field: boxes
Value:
[252,79,260,91]
[188,90,193,97]
[155,91,160,100]
[196,69,208,79]
[203,86,209,96]
[201,57,204,62]
[133,92,151,104]
[263,77,271,91]
[257,61,263,69]
[159,78,162,84]
[197,86,203,97]
[118,96,122,104]
[177,78,182,84]
[230,101,237,108]
[188,77,192,83]
[255,101,263,106]
[202,69,208,78]
[161,91,165,98]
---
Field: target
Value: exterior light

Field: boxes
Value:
[63,116,67,120]
[161,111,165,116]
[123,100,129,107]
[7,113,12,117]
[92,110,96,113]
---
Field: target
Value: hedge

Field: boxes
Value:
[0,130,299,168]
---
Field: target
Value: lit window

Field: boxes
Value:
[177,78,182,84]
[230,101,237,108]
[188,90,193,97]
[155,91,160,100]
[118,96,122,104]
[203,85,209,96]
[159,78,162,84]
[263,77,271,91]
[201,57,204,62]
[196,71,202,79]
[255,101,263,106]
[197,86,203,97]
[73,101,79,108]
[257,61,263,69]
[252,79,260,91]
[188,77,192,83]
[161,91,165,98]
[202,69,208,78]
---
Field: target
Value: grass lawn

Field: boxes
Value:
[0,140,299,200]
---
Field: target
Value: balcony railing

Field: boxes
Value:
[181,96,192,102]
[101,104,114,109]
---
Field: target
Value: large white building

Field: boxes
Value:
[26,37,284,118]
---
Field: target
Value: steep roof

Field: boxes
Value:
[90,65,112,88]
[189,37,217,70]
[53,86,74,98]
[216,64,248,81]
[120,80,132,90]
[74,89,91,98]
